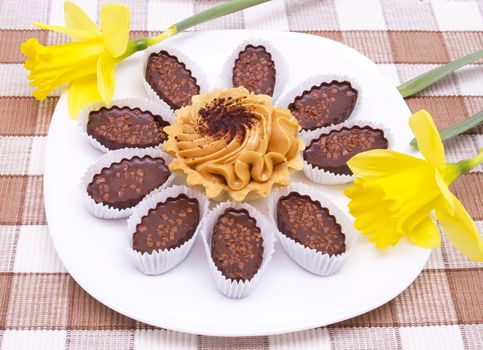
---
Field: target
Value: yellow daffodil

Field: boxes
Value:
[21,2,133,117]
[20,1,274,118]
[345,110,483,261]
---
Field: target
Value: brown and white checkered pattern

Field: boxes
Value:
[0,0,481,349]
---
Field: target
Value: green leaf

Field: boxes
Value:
[398,49,483,98]
[410,110,483,148]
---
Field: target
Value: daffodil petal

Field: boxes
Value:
[434,169,455,215]
[408,110,446,170]
[436,195,483,262]
[347,149,426,179]
[64,1,101,40]
[96,54,117,103]
[345,180,403,249]
[100,3,130,57]
[406,215,441,249]
[67,75,102,118]
[33,22,99,40]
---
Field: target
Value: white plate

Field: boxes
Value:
[44,30,430,336]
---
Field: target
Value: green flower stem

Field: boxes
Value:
[173,0,271,32]
[457,148,483,175]
[410,110,483,148]
[398,49,483,98]
[143,26,178,47]
[443,147,483,185]
[144,0,271,47]
[124,0,271,56]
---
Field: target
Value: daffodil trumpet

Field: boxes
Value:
[344,110,483,262]
[21,0,270,118]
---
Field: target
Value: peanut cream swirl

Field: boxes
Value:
[163,87,304,201]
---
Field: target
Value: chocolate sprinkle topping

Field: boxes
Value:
[133,194,200,254]
[289,80,358,131]
[304,126,388,175]
[198,98,258,141]
[211,208,264,281]
[87,156,171,210]
[232,45,276,96]
[277,192,346,256]
[146,51,200,110]
[87,106,170,150]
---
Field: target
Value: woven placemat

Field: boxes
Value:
[0,1,481,349]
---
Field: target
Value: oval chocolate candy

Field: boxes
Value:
[87,106,170,150]
[303,126,388,175]
[232,45,276,96]
[133,194,200,254]
[277,192,346,256]
[289,80,358,131]
[87,156,171,210]
[146,51,200,110]
[211,208,264,281]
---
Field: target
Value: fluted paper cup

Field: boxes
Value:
[127,185,209,275]
[201,201,275,299]
[268,182,357,276]
[81,148,174,219]
[277,74,364,140]
[142,44,210,107]
[79,97,175,153]
[220,38,289,103]
[302,120,394,185]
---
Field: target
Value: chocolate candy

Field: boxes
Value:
[232,45,276,96]
[87,156,170,209]
[304,126,388,175]
[87,106,170,150]
[146,51,200,110]
[211,208,263,281]
[133,194,200,254]
[277,192,346,256]
[288,81,358,131]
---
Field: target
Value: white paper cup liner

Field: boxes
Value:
[277,74,364,139]
[78,98,176,153]
[81,148,174,219]
[142,44,210,107]
[268,182,357,276]
[126,185,209,275]
[302,120,395,185]
[201,201,275,299]
[220,38,289,103]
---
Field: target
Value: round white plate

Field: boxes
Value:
[44,30,430,336]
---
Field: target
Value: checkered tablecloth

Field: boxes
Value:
[0,0,482,349]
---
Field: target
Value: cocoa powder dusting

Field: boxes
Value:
[198,97,258,141]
